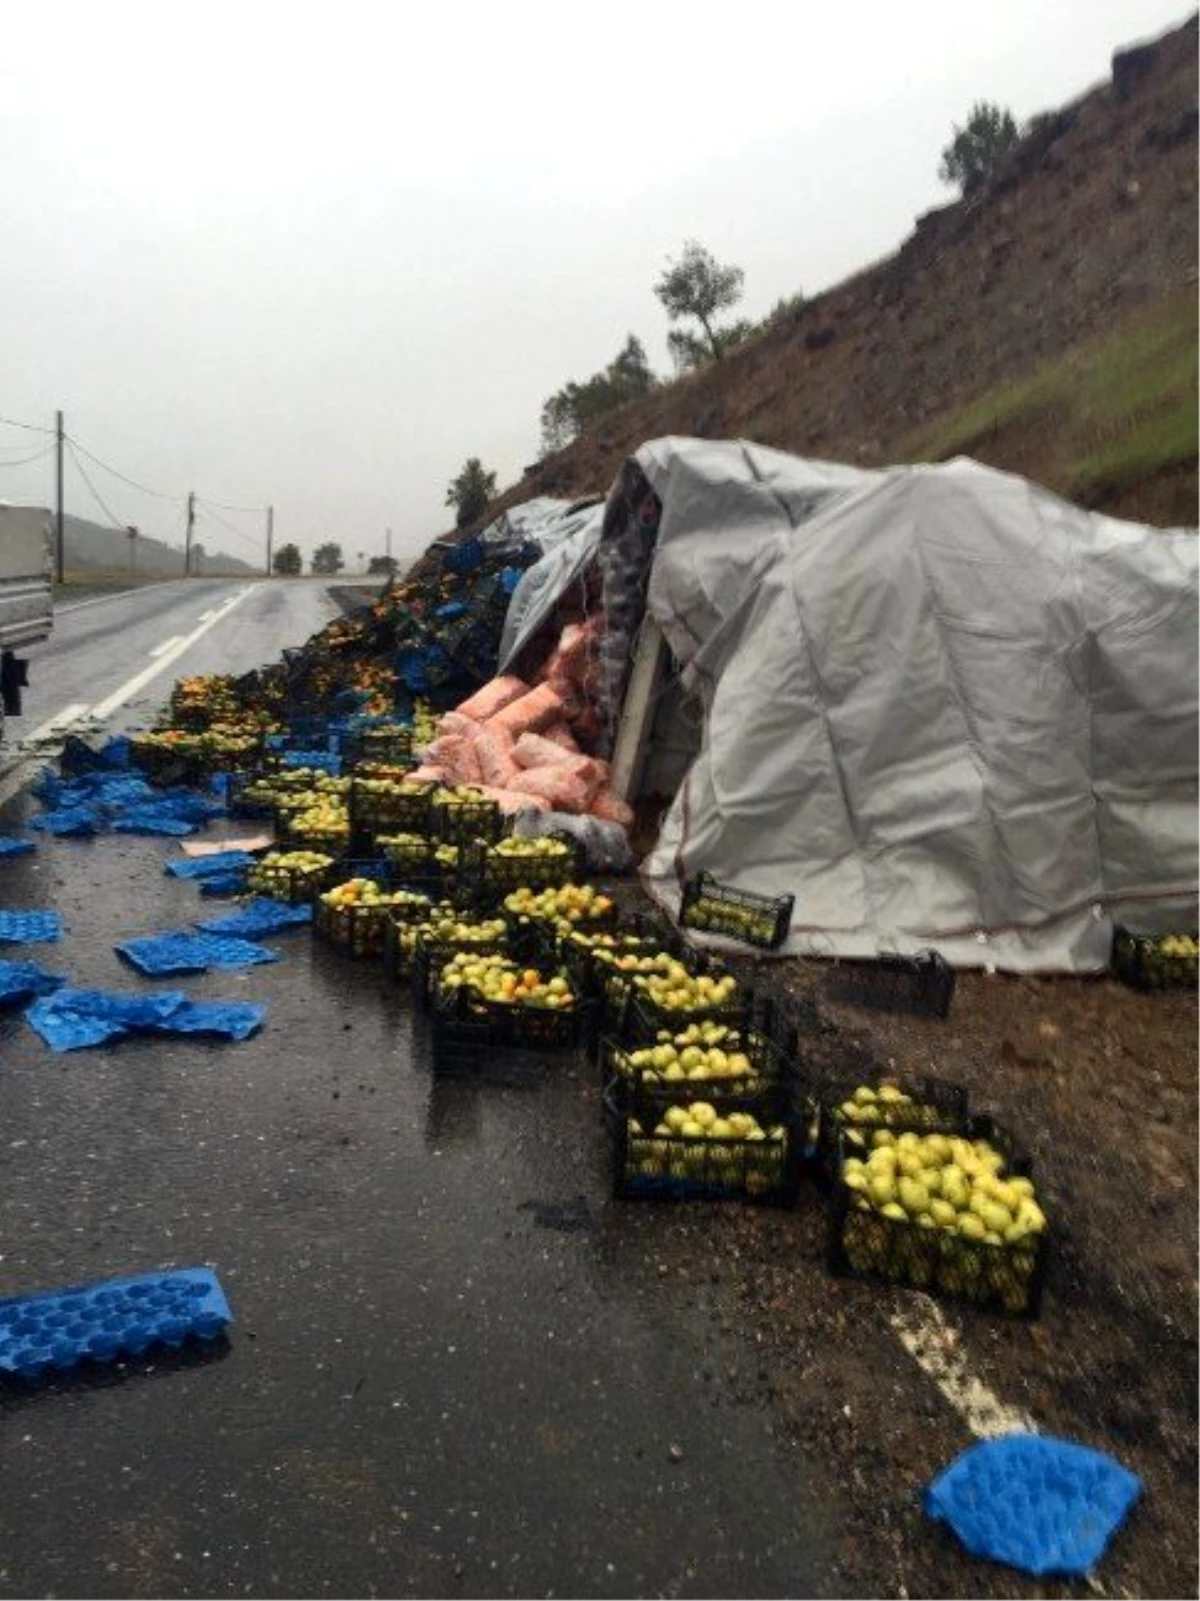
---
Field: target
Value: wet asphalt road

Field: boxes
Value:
[4,579,343,768]
[0,609,832,1597]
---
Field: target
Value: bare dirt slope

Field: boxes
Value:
[486,15,1197,531]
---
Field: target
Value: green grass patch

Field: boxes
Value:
[906,293,1198,502]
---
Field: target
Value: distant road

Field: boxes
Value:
[0,577,343,784]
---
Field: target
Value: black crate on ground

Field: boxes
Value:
[826,1123,1045,1317]
[339,724,414,769]
[430,984,585,1073]
[246,853,339,904]
[349,777,436,845]
[679,871,795,951]
[275,815,351,856]
[129,738,209,789]
[611,974,752,1050]
[432,795,504,847]
[817,1074,970,1185]
[1111,926,1199,991]
[377,834,457,893]
[602,1023,800,1105]
[459,833,583,902]
[315,872,425,960]
[604,1083,801,1205]
[827,950,956,1019]
[382,899,457,984]
[412,927,512,1011]
[225,767,285,820]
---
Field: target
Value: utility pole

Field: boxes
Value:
[55,410,65,584]
[185,491,195,576]
[266,505,274,577]
[386,527,392,569]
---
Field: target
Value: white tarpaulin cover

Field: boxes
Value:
[632,438,1198,973]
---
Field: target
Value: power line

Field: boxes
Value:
[65,434,185,504]
[65,441,137,532]
[198,492,268,514]
[0,445,55,469]
[0,413,54,435]
[194,499,263,555]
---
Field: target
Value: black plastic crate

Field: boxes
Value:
[679,871,794,951]
[382,900,457,983]
[349,777,436,844]
[430,982,585,1073]
[225,767,286,820]
[246,852,339,904]
[827,950,956,1019]
[817,1074,970,1184]
[431,794,504,846]
[827,1122,1045,1317]
[275,810,352,855]
[339,724,414,769]
[412,925,512,1011]
[129,736,209,789]
[1112,926,1199,991]
[611,972,751,1050]
[602,1023,799,1105]
[604,1084,801,1205]
[460,833,583,901]
[315,874,428,960]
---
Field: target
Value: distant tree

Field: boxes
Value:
[939,101,1020,193]
[368,555,399,576]
[654,240,745,365]
[273,542,303,575]
[312,542,344,575]
[446,457,497,529]
[539,334,656,455]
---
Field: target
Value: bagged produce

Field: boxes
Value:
[542,722,581,753]
[437,710,483,741]
[488,683,565,738]
[476,784,551,815]
[410,765,446,784]
[475,726,521,787]
[458,676,529,722]
[457,737,484,785]
[512,732,593,773]
[514,762,604,813]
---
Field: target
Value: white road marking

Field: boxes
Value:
[889,1295,1037,1438]
[88,588,255,721]
[197,610,215,622]
[56,580,191,615]
[22,702,91,746]
[149,635,186,658]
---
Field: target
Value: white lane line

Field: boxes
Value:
[22,702,91,746]
[149,635,186,658]
[56,580,193,615]
[88,588,255,722]
[889,1296,1037,1439]
[198,610,215,622]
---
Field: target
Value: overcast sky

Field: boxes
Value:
[0,0,1190,569]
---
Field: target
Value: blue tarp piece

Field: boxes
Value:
[0,835,36,858]
[31,768,64,804]
[198,870,251,896]
[112,812,199,837]
[0,959,65,1008]
[434,600,468,619]
[27,807,101,837]
[0,1266,232,1375]
[25,987,188,1049]
[157,999,264,1040]
[196,900,313,937]
[116,932,281,976]
[164,851,257,880]
[25,986,265,1050]
[0,910,62,944]
[925,1434,1142,1577]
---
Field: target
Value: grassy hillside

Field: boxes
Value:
[475,15,1197,533]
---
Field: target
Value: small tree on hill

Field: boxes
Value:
[939,101,1020,193]
[654,240,745,365]
[446,457,497,529]
[368,555,398,576]
[273,542,302,575]
[312,542,344,575]
[539,334,657,455]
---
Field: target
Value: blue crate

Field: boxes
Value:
[115,932,281,976]
[442,537,484,575]
[0,910,62,945]
[0,959,65,1008]
[0,1267,232,1376]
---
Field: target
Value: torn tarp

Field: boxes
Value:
[24,987,266,1051]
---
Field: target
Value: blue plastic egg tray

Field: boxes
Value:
[0,910,62,944]
[116,931,280,976]
[0,1267,232,1377]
